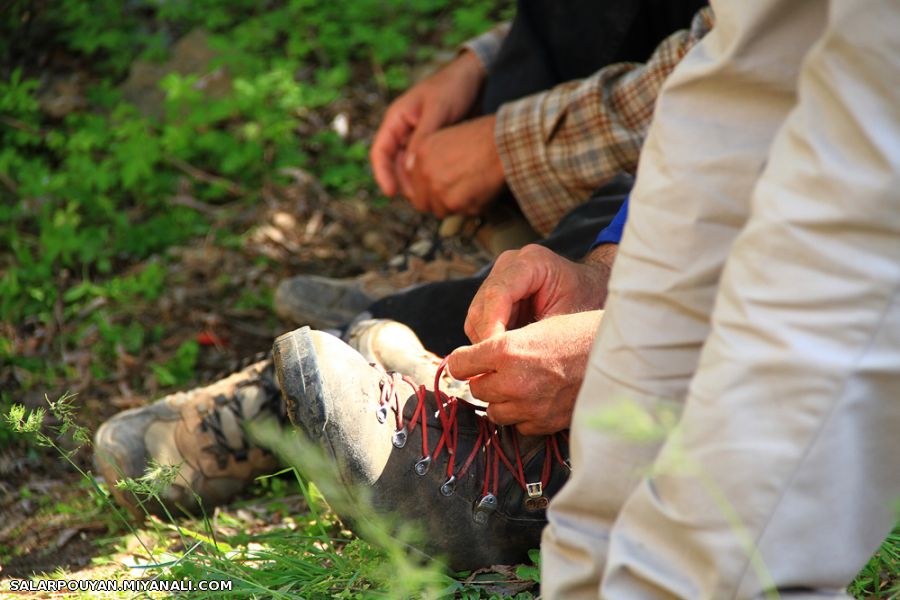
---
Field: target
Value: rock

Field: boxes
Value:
[331,112,350,139]
[387,254,406,269]
[408,238,434,258]
[438,214,465,238]
[272,211,297,232]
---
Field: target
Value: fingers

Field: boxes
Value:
[483,388,567,436]
[370,102,418,197]
[446,338,502,381]
[404,108,451,214]
[480,379,553,436]
[405,104,447,165]
[408,150,443,215]
[464,287,514,343]
[464,246,552,343]
[448,337,525,405]
[395,150,414,200]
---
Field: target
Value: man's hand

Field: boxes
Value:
[404,115,505,217]
[447,311,602,435]
[370,50,486,198]
[464,243,617,343]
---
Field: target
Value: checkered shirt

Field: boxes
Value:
[466,8,715,236]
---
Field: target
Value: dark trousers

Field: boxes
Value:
[363,0,706,356]
[365,175,633,355]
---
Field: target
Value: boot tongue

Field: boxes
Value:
[215,403,245,450]
[498,428,544,463]
[236,385,266,420]
[200,362,286,460]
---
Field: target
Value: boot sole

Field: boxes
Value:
[272,326,335,459]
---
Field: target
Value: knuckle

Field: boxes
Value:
[464,203,482,216]
[492,334,513,359]
[486,404,508,425]
[495,249,519,267]
[480,285,506,304]
[469,377,486,401]
[517,422,536,437]
[466,302,483,325]
[519,243,548,261]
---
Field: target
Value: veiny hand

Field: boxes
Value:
[370,50,486,198]
[464,243,617,344]
[447,311,603,435]
[404,114,505,217]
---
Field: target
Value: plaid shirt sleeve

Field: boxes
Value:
[495,7,715,236]
[462,22,512,73]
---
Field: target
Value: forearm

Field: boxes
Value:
[581,243,618,309]
[461,22,511,74]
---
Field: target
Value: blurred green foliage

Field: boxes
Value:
[0,0,512,407]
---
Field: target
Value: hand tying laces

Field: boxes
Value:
[374,357,569,523]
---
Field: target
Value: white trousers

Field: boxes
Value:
[542,0,900,598]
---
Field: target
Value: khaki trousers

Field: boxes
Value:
[541,0,900,598]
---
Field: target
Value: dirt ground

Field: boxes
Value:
[2,200,496,574]
[0,126,492,583]
[0,13,514,580]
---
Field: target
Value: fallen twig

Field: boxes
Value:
[0,171,18,196]
[165,156,247,197]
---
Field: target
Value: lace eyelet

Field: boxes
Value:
[440,475,456,496]
[414,456,431,476]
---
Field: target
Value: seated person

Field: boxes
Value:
[93,3,713,570]
[274,1,712,350]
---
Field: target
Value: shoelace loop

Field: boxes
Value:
[374,357,569,522]
[200,362,284,467]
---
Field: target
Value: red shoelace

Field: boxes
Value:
[374,358,569,521]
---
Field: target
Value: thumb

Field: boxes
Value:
[405,106,447,170]
[446,337,502,381]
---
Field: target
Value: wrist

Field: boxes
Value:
[584,243,617,269]
[580,244,618,309]
[428,50,486,123]
[483,114,505,183]
[447,50,487,101]
[456,48,488,80]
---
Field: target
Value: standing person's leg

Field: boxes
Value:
[598,0,900,597]
[540,0,829,597]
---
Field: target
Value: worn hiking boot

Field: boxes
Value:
[346,318,472,401]
[274,256,480,329]
[94,360,284,518]
[272,327,570,570]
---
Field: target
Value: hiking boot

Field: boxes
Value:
[272,327,570,570]
[274,256,480,329]
[346,318,472,401]
[94,360,284,518]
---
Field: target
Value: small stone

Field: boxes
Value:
[272,211,297,231]
[408,239,433,258]
[331,113,350,139]
[438,215,465,239]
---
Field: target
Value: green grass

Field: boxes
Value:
[0,0,514,415]
[849,527,900,599]
[4,395,899,598]
[3,398,541,598]
[2,1,898,597]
